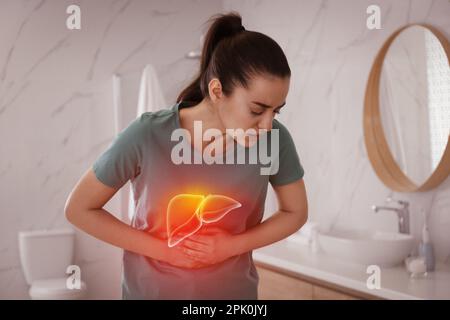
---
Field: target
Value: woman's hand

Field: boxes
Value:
[165,243,210,269]
[178,226,239,265]
[158,233,206,269]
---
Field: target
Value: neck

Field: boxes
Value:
[180,99,231,154]
[187,98,226,134]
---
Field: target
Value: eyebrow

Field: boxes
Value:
[252,101,286,109]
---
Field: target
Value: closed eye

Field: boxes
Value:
[251,109,282,116]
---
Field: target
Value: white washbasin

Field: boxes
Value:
[317,227,415,267]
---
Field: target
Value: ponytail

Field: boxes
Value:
[176,11,290,105]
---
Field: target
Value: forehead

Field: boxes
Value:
[236,74,289,101]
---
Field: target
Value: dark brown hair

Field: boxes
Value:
[176,11,291,105]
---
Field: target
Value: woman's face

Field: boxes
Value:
[215,74,290,147]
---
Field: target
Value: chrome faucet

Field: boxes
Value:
[372,197,410,234]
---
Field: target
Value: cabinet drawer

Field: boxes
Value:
[256,266,313,299]
[312,285,359,300]
[256,266,361,300]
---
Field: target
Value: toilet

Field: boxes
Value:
[18,228,87,299]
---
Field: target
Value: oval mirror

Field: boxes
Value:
[364,24,450,192]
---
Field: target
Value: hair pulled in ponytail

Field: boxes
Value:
[176,11,291,105]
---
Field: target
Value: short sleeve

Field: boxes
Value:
[92,114,149,189]
[269,119,304,186]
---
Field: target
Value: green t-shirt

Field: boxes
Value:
[92,101,304,299]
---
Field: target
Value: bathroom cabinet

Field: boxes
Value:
[255,264,380,300]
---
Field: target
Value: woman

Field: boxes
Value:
[65,11,308,300]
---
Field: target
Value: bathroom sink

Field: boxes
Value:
[316,227,415,267]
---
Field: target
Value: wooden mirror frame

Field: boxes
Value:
[364,23,450,192]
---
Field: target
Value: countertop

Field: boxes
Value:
[253,237,450,300]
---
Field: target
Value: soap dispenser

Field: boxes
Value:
[418,210,435,272]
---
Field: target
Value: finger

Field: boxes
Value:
[171,248,205,267]
[188,254,209,264]
[190,260,208,269]
[198,226,225,235]
[185,234,210,244]
[187,234,210,244]
[182,247,207,259]
[182,239,209,252]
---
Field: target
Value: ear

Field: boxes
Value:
[208,78,223,102]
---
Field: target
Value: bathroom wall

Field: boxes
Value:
[223,0,450,261]
[0,0,222,299]
[0,0,449,299]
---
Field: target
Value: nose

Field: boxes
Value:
[257,114,273,132]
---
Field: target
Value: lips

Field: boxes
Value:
[166,194,242,247]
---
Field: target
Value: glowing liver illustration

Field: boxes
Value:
[166,194,242,247]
